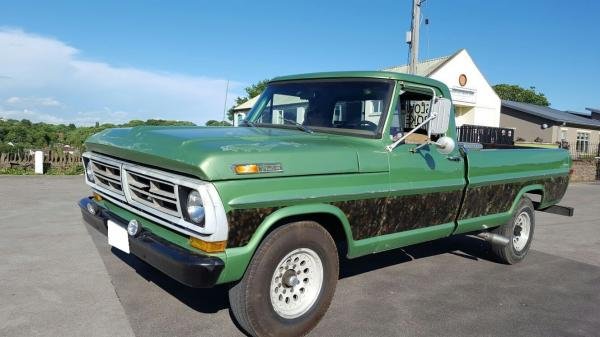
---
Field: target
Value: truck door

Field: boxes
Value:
[382,87,466,250]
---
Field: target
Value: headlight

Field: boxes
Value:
[85,160,95,183]
[186,190,205,224]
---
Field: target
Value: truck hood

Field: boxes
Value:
[85,126,368,181]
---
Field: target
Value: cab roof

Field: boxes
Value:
[270,71,450,97]
[271,71,444,87]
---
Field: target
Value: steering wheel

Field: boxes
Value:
[359,120,378,130]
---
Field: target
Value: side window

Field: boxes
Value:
[390,91,433,142]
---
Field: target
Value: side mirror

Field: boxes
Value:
[434,136,455,155]
[428,97,452,135]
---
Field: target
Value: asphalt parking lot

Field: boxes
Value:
[1,176,599,337]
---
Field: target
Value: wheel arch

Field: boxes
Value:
[510,184,544,213]
[254,203,353,253]
[219,203,353,284]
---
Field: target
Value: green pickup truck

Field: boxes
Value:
[79,71,573,337]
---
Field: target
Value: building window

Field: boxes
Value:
[370,100,383,115]
[333,103,344,121]
[560,129,568,141]
[576,131,590,153]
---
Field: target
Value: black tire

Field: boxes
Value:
[228,221,339,337]
[491,197,535,264]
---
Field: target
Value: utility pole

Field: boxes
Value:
[408,0,421,75]
[222,79,229,124]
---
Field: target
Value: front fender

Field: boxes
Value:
[217,203,352,284]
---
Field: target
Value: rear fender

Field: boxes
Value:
[510,184,544,213]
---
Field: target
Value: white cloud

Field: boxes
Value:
[0,108,67,124]
[5,96,63,107]
[0,28,242,125]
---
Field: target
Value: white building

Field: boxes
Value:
[384,49,500,127]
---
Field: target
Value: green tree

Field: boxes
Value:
[227,79,270,120]
[205,120,232,126]
[0,118,198,153]
[492,84,550,106]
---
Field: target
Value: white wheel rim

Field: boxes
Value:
[269,248,323,319]
[513,211,531,252]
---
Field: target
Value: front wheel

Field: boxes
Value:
[491,197,535,264]
[229,221,339,337]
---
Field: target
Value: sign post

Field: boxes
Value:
[34,151,44,174]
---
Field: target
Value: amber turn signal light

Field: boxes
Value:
[93,192,103,201]
[233,164,260,175]
[189,237,227,253]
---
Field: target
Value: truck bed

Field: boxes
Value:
[453,146,571,234]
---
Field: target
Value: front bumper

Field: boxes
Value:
[79,197,224,288]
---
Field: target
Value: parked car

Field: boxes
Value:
[79,71,573,337]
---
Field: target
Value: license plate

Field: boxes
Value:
[108,220,130,254]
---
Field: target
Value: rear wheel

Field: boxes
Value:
[491,197,535,264]
[229,221,339,337]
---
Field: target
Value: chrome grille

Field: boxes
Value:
[125,171,180,217]
[90,160,123,194]
[82,152,227,238]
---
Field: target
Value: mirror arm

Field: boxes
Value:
[385,112,437,152]
[411,137,452,153]
[411,140,433,153]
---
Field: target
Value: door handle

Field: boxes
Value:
[447,155,462,162]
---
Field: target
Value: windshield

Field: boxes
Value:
[247,79,394,138]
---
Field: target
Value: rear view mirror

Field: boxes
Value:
[428,97,452,135]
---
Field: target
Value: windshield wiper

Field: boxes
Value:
[284,118,313,134]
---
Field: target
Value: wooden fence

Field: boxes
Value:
[0,151,81,169]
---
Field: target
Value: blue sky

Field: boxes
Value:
[1,0,599,125]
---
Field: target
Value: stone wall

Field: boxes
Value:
[571,159,598,182]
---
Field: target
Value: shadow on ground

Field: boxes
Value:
[109,233,498,314]
[339,234,498,279]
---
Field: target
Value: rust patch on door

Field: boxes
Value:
[333,190,462,240]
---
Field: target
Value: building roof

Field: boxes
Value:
[233,94,309,112]
[233,95,259,111]
[567,110,591,117]
[586,107,600,114]
[501,100,600,129]
[382,49,463,76]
